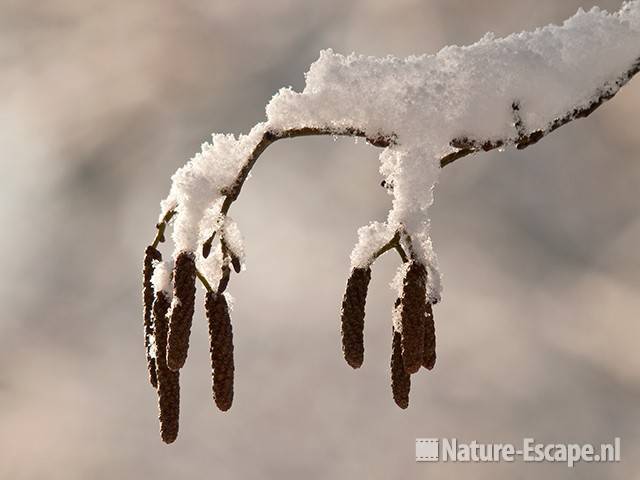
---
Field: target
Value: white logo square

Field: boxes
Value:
[416,438,439,462]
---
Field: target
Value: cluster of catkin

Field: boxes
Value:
[340,260,436,408]
[143,246,235,444]
[143,234,434,442]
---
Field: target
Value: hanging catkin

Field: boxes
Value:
[422,302,436,370]
[154,290,180,444]
[167,251,196,371]
[205,291,235,412]
[391,328,411,409]
[398,260,427,374]
[143,245,162,388]
[340,266,372,369]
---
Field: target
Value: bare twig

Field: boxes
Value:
[152,210,175,249]
[370,231,409,264]
[195,269,213,293]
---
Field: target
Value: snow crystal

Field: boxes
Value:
[350,221,396,267]
[151,260,174,294]
[390,261,411,299]
[222,217,246,265]
[196,241,224,289]
[160,2,639,301]
[197,200,225,245]
[223,291,235,311]
[391,302,402,334]
[147,333,157,360]
[194,215,245,287]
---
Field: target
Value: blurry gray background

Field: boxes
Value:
[1,0,639,478]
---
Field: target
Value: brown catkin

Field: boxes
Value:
[205,291,235,411]
[422,303,436,370]
[167,251,196,371]
[398,261,427,374]
[154,291,180,444]
[391,329,411,409]
[143,245,162,388]
[340,266,372,369]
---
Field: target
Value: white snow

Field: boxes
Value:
[151,260,174,294]
[350,221,396,268]
[159,2,640,302]
[195,215,245,289]
[197,240,224,289]
[222,217,246,265]
[166,122,269,253]
[147,333,157,360]
[197,200,225,246]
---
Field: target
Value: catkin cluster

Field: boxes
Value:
[144,223,435,442]
[340,259,436,408]
[142,245,237,443]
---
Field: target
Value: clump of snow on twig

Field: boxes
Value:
[350,221,396,268]
[151,260,174,295]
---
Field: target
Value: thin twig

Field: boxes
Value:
[152,210,176,249]
[196,268,213,292]
[369,230,409,264]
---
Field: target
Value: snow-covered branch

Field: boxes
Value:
[444,56,640,165]
[143,2,640,443]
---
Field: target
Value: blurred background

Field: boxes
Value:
[1,0,639,478]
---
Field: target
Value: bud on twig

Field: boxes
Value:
[231,255,242,274]
[202,236,214,258]
[398,260,427,374]
[154,291,180,444]
[217,263,231,293]
[143,245,162,388]
[340,267,372,368]
[422,303,436,370]
[167,251,197,371]
[206,291,235,412]
[391,328,411,409]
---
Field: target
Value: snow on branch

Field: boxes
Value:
[143,2,640,442]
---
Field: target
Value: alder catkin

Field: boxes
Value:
[167,251,196,371]
[391,329,411,409]
[217,263,231,293]
[143,245,162,388]
[205,291,234,412]
[340,266,372,369]
[398,260,427,374]
[422,303,436,370]
[154,291,180,444]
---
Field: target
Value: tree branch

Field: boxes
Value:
[154,55,640,283]
[144,5,640,437]
[442,57,640,166]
